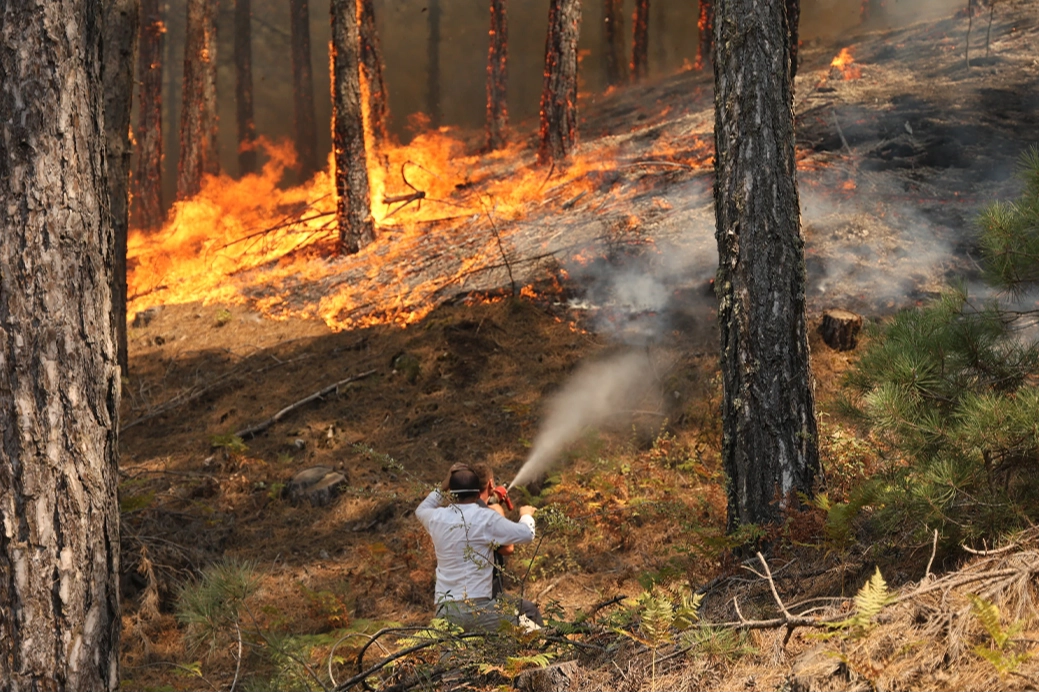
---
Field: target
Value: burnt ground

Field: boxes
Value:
[120,3,1039,690]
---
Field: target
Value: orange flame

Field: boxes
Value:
[830,47,862,80]
[128,122,715,331]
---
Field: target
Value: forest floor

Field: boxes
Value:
[119,3,1039,690]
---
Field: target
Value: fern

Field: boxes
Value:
[824,567,893,638]
[969,594,1030,676]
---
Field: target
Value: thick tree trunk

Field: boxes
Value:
[358,0,389,148]
[103,0,140,378]
[786,0,800,81]
[331,0,375,253]
[0,1,121,688]
[631,0,650,81]
[713,0,819,531]
[134,0,165,230]
[177,0,219,199]
[696,0,714,70]
[603,0,625,87]
[427,0,442,128]
[290,0,319,180]
[537,0,581,166]
[486,0,508,150]
[235,0,257,175]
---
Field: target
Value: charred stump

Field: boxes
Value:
[290,0,319,180]
[603,0,625,86]
[427,0,442,128]
[631,0,649,81]
[818,310,863,351]
[537,0,581,166]
[713,0,819,530]
[331,0,375,254]
[177,0,219,200]
[786,0,800,81]
[134,0,165,230]
[103,0,139,377]
[696,0,714,70]
[359,0,390,149]
[486,0,509,150]
[235,0,257,175]
[0,0,121,686]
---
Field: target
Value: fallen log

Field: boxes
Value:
[235,369,377,439]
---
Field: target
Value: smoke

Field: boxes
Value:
[509,350,659,489]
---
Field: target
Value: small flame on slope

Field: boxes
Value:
[830,47,862,80]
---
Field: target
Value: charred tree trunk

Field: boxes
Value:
[290,0,319,180]
[103,0,140,378]
[427,0,442,128]
[331,0,375,253]
[713,0,819,532]
[631,0,650,81]
[134,0,165,230]
[177,0,219,200]
[0,1,121,688]
[486,0,508,150]
[603,0,625,86]
[358,0,389,149]
[537,0,581,166]
[786,0,800,81]
[235,0,257,175]
[696,0,714,70]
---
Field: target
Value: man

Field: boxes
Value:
[416,462,542,631]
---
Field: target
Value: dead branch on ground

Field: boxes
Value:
[235,369,377,439]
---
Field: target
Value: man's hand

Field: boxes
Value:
[519,505,536,517]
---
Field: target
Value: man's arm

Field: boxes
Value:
[415,489,441,529]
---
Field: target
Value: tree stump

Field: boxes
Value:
[818,309,863,351]
[515,660,581,692]
[287,466,347,506]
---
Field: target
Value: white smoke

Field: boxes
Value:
[509,350,658,489]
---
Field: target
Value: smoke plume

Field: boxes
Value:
[509,350,658,489]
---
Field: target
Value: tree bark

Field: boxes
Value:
[603,0,625,87]
[331,0,375,254]
[358,0,389,149]
[103,0,140,378]
[631,0,650,81]
[235,0,257,175]
[134,0,165,230]
[537,0,581,166]
[0,1,121,688]
[427,0,442,128]
[290,0,319,180]
[696,0,714,70]
[786,0,800,82]
[712,0,819,531]
[177,0,219,200]
[486,0,508,150]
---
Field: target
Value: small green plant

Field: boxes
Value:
[214,308,233,326]
[177,557,260,655]
[823,567,894,639]
[211,432,248,458]
[616,585,702,690]
[969,594,1030,676]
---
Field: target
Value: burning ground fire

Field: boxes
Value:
[830,47,862,79]
[127,121,714,330]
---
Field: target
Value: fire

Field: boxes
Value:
[127,120,714,331]
[830,47,862,80]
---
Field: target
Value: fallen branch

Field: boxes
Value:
[235,369,377,439]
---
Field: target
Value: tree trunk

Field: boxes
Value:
[427,0,442,128]
[358,0,389,149]
[631,0,650,81]
[712,0,819,531]
[0,1,121,689]
[134,0,165,230]
[331,0,375,254]
[603,0,625,87]
[177,0,219,200]
[235,0,257,175]
[103,0,140,378]
[486,0,508,150]
[290,0,319,180]
[696,0,714,70]
[786,0,800,82]
[537,0,581,166]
